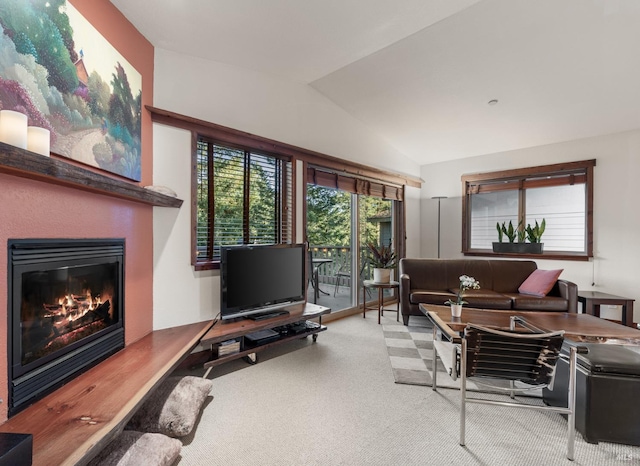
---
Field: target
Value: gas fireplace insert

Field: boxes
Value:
[7,239,125,416]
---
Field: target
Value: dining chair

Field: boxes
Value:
[333,261,351,296]
[333,260,372,300]
[443,318,583,461]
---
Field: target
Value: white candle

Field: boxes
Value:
[0,110,28,149]
[27,126,51,156]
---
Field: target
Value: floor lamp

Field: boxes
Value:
[432,196,447,258]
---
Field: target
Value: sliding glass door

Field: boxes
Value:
[306,184,396,312]
[306,185,353,308]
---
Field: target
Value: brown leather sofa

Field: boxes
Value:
[399,258,577,325]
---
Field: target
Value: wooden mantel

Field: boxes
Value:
[0,142,183,208]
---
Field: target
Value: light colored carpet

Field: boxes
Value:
[176,311,640,465]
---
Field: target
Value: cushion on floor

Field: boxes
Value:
[126,376,213,438]
[88,431,181,466]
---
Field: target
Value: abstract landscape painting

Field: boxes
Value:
[0,0,142,180]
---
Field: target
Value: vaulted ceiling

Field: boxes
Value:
[111,0,640,165]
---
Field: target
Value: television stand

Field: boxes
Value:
[247,309,290,321]
[201,302,330,371]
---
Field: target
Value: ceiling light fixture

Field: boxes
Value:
[488,99,499,106]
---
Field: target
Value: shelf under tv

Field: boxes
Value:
[201,302,330,369]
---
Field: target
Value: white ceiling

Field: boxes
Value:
[110,0,640,166]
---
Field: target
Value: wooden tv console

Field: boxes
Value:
[201,302,330,369]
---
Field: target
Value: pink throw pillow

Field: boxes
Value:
[518,269,563,297]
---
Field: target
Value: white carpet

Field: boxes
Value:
[176,312,640,465]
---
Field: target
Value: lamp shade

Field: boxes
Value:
[27,126,50,156]
[0,110,28,149]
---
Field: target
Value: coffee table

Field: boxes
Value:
[420,304,640,448]
[421,304,640,389]
[420,304,640,345]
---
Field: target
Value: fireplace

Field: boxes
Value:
[7,239,125,416]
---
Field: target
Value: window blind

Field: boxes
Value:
[307,167,403,201]
[196,139,292,263]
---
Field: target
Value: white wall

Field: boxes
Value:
[419,129,640,323]
[154,49,419,176]
[404,185,422,259]
[152,49,421,329]
[152,125,219,329]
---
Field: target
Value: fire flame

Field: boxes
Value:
[43,289,111,329]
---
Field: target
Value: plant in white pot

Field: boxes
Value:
[444,275,480,317]
[366,242,397,283]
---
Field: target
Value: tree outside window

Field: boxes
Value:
[195,138,292,268]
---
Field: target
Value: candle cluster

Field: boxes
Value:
[0,110,50,156]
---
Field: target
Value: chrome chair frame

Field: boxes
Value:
[432,316,584,461]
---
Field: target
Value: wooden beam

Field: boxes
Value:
[146,105,423,189]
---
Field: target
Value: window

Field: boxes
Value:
[462,160,595,259]
[194,138,292,268]
[146,107,420,270]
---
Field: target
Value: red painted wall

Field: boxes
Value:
[0,0,154,421]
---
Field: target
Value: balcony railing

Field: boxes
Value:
[309,245,374,287]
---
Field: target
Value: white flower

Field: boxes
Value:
[459,275,480,291]
[445,274,481,306]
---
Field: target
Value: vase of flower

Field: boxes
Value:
[450,303,463,317]
[445,274,481,318]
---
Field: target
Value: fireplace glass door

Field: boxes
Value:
[20,261,119,368]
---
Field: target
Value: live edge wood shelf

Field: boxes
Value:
[0,320,212,466]
[0,142,183,208]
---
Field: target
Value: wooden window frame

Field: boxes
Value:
[146,106,422,270]
[194,137,293,269]
[462,160,596,261]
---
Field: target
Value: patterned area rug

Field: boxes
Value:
[383,315,541,395]
[383,315,459,388]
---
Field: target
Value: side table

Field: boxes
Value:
[363,280,399,324]
[578,291,635,328]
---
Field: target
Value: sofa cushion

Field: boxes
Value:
[490,260,538,292]
[503,293,569,311]
[410,290,456,305]
[449,289,513,310]
[518,269,563,297]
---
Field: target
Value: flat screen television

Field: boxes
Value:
[220,243,307,320]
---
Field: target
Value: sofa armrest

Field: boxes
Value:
[400,273,411,317]
[556,279,578,313]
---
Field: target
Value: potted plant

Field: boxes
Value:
[366,241,397,283]
[492,220,521,253]
[492,219,545,254]
[444,274,480,317]
[524,219,546,253]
